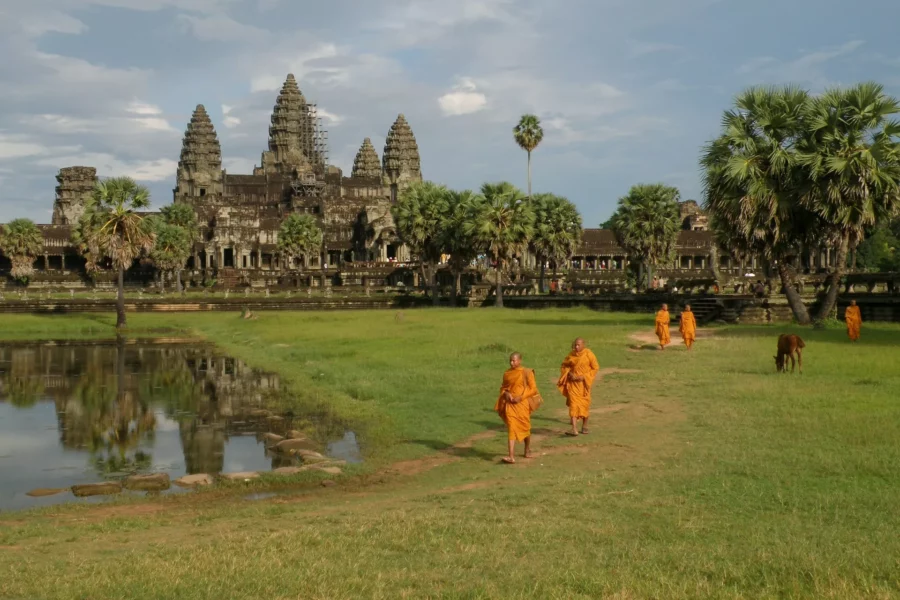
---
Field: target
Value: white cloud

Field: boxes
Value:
[438,78,487,116]
[176,13,267,41]
[316,108,343,124]
[0,134,54,159]
[34,153,177,182]
[737,40,866,86]
[221,104,241,128]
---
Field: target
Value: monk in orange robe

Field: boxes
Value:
[655,304,671,350]
[845,300,862,342]
[557,337,600,436]
[495,352,538,463]
[679,304,697,350]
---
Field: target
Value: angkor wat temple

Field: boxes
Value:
[1,73,848,291]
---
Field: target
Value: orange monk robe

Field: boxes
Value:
[655,310,671,347]
[557,349,600,419]
[494,367,537,441]
[845,305,862,341]
[679,310,697,349]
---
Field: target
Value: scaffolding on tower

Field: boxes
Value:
[303,103,329,166]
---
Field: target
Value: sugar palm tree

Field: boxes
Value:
[513,114,543,197]
[158,203,200,292]
[392,181,451,305]
[149,221,192,292]
[277,213,323,270]
[442,189,485,302]
[73,177,155,329]
[0,218,44,283]
[529,193,582,292]
[610,184,681,291]
[701,86,821,324]
[800,82,900,320]
[469,182,534,307]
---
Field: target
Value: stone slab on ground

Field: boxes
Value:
[221,471,260,481]
[26,488,68,498]
[71,482,122,497]
[124,473,171,492]
[173,473,214,487]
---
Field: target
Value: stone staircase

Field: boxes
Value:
[681,296,721,325]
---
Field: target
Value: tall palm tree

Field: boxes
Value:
[277,213,323,270]
[513,114,544,197]
[529,193,583,292]
[392,181,451,305]
[469,182,535,307]
[0,218,44,283]
[610,184,681,291]
[73,177,155,329]
[701,86,821,324]
[800,82,900,320]
[442,189,485,302]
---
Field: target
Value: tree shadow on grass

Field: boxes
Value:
[627,344,660,351]
[407,439,497,462]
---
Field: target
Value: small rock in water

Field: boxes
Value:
[295,449,326,462]
[26,488,68,498]
[287,430,306,440]
[124,473,170,492]
[262,433,284,445]
[173,473,213,487]
[221,471,260,481]
[71,482,122,497]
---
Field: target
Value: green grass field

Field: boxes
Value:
[1,309,899,599]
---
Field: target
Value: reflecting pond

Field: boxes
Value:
[0,339,361,511]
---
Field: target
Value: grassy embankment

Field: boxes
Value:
[1,309,899,599]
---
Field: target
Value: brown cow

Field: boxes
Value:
[774,334,805,374]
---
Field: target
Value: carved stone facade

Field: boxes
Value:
[52,167,98,226]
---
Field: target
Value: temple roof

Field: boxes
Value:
[382,114,421,177]
[351,137,381,179]
[179,104,222,169]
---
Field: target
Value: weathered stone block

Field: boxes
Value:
[71,482,122,497]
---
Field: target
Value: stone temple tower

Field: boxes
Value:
[52,167,97,225]
[174,104,223,200]
[382,114,422,201]
[259,74,325,175]
[351,138,381,179]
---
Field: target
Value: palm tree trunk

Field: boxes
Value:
[495,260,504,308]
[116,265,126,329]
[777,262,811,325]
[815,232,850,322]
[430,262,439,307]
[176,269,183,294]
[451,269,460,306]
[527,150,532,198]
[538,258,546,294]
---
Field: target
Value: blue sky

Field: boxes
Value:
[0,0,898,226]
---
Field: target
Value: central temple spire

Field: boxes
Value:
[262,73,325,174]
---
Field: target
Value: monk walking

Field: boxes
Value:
[679,304,697,350]
[845,300,862,342]
[655,303,671,350]
[557,337,599,436]
[495,352,538,463]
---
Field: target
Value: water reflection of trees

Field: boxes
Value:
[0,341,356,477]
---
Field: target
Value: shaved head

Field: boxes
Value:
[572,338,585,352]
